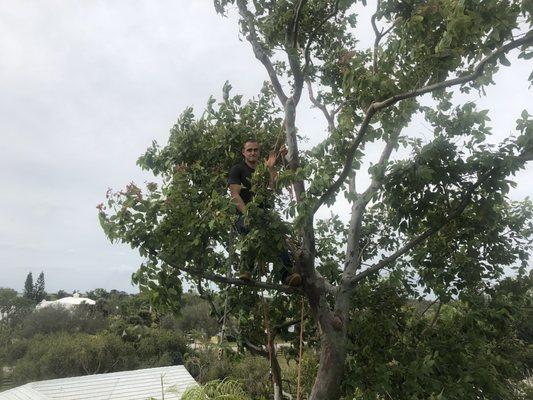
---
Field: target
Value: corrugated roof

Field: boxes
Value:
[0,365,197,400]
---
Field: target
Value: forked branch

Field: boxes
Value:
[350,152,533,284]
[342,133,399,279]
[371,0,394,73]
[289,0,308,48]
[313,31,533,215]
[286,0,308,104]
[237,0,288,105]
[154,250,302,294]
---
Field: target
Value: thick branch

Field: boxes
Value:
[289,0,308,49]
[157,251,302,295]
[286,49,305,105]
[350,152,532,284]
[285,0,307,105]
[237,0,288,105]
[284,98,306,203]
[313,31,533,215]
[273,313,308,336]
[371,0,381,74]
[342,136,398,279]
[371,31,533,110]
[182,263,302,294]
[243,338,269,357]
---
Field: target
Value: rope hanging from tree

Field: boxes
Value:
[296,296,305,400]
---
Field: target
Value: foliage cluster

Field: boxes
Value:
[0,288,218,388]
[181,379,251,400]
[185,347,271,398]
[7,329,188,384]
[344,275,533,399]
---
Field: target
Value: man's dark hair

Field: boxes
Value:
[242,139,259,149]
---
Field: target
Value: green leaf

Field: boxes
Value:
[499,54,511,66]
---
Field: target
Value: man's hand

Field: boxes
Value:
[229,184,246,214]
[279,145,288,159]
[265,150,277,170]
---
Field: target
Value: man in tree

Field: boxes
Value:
[228,139,301,286]
[100,1,533,398]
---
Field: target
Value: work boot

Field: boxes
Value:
[238,271,252,281]
[284,272,302,287]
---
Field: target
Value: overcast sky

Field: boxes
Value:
[1,1,531,293]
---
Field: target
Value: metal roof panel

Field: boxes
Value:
[0,365,197,400]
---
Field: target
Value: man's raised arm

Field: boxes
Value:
[265,145,287,189]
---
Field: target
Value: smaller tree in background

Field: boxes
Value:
[22,273,33,301]
[33,272,46,303]
[55,290,70,299]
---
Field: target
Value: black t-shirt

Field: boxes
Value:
[228,162,255,206]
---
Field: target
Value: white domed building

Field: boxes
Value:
[36,292,95,310]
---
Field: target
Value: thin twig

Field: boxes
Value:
[306,79,334,130]
[303,0,341,75]
[421,301,443,336]
[371,0,382,73]
[420,298,439,318]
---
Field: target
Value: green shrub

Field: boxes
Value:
[343,277,533,400]
[11,332,137,383]
[228,354,270,399]
[282,351,318,399]
[20,307,72,337]
[185,347,236,383]
[19,306,108,338]
[176,301,219,338]
[181,379,251,400]
[185,348,272,399]
[8,327,191,385]
[136,328,188,367]
[3,339,28,364]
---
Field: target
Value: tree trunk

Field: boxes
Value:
[268,340,284,400]
[309,326,347,400]
[304,281,348,400]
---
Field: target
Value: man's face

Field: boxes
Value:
[242,141,260,164]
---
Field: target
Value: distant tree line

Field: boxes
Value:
[1,274,532,399]
[22,272,46,303]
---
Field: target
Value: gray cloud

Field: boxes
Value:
[0,1,531,292]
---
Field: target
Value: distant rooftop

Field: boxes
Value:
[36,293,96,310]
[0,365,197,400]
